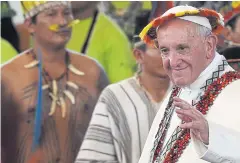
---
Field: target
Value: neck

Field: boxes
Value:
[33,44,66,63]
[139,72,170,102]
[33,43,67,79]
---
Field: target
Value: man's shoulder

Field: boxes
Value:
[1,49,33,91]
[218,78,240,97]
[1,49,32,76]
[68,50,105,76]
[207,78,240,126]
[208,78,240,111]
[100,77,134,95]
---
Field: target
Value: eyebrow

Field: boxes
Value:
[176,44,189,48]
[159,46,168,49]
[159,43,189,49]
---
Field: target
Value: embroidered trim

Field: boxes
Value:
[192,60,228,106]
[150,87,182,163]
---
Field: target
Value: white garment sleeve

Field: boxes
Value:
[192,121,240,162]
[192,79,240,163]
[74,102,118,163]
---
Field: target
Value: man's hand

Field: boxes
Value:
[173,97,209,145]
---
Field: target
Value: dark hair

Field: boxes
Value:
[132,35,147,52]
[221,46,240,60]
[1,17,20,52]
[31,14,37,24]
[135,10,151,36]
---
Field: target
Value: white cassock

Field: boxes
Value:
[138,52,240,163]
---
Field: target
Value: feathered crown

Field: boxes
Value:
[139,5,225,46]
[21,1,71,19]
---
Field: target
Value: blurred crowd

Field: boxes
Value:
[1,1,240,74]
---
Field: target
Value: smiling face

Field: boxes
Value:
[156,19,215,87]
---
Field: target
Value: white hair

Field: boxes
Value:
[196,24,212,38]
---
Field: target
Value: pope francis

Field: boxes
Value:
[138,5,240,163]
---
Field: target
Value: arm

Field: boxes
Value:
[1,78,19,163]
[96,63,110,95]
[192,121,240,163]
[75,98,118,163]
[191,80,240,162]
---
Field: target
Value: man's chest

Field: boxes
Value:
[8,79,99,162]
[14,79,98,120]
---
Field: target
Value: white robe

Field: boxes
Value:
[138,53,240,163]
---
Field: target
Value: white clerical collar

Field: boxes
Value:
[183,52,226,90]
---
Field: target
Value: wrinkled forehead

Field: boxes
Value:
[156,19,199,43]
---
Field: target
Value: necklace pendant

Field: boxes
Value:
[64,90,75,104]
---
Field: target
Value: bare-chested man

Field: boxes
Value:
[1,2,109,163]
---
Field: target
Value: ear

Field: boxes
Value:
[24,18,35,35]
[133,48,144,64]
[205,34,218,59]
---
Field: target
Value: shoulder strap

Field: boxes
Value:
[81,10,99,54]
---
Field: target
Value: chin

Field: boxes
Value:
[52,41,68,50]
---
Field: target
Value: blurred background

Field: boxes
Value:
[1,1,240,73]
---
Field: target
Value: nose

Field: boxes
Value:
[58,15,68,27]
[168,52,181,68]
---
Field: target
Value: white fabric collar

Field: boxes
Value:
[183,52,227,90]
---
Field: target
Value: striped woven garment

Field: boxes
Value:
[75,77,170,163]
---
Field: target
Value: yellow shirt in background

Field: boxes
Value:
[67,12,135,83]
[1,38,17,64]
[111,1,152,10]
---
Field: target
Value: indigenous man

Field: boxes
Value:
[74,36,171,163]
[138,5,240,163]
[1,1,109,163]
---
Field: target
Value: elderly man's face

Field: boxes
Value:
[156,19,210,87]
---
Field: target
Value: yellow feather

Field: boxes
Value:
[139,22,153,40]
[67,19,80,28]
